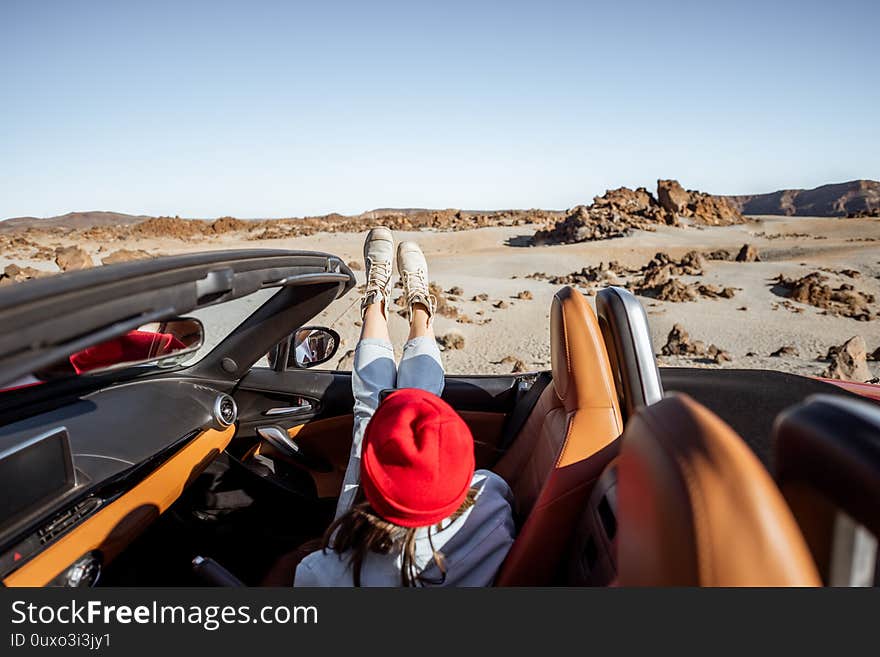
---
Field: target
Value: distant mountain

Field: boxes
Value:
[0,211,151,233]
[725,180,880,217]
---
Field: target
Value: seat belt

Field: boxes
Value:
[497,371,553,452]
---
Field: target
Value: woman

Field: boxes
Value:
[293,228,516,586]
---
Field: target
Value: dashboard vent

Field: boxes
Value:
[213,394,238,429]
[37,498,101,545]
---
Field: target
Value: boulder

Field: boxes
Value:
[822,336,871,382]
[55,246,93,271]
[101,249,152,265]
[498,355,527,373]
[0,264,51,286]
[736,244,760,262]
[437,331,465,351]
[660,323,728,361]
[657,179,690,214]
[661,324,696,356]
[772,272,874,320]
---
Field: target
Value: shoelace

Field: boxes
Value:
[404,269,436,311]
[365,259,392,293]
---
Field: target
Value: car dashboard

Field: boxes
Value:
[0,377,236,586]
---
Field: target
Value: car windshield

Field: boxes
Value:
[186,288,278,364]
[0,287,279,393]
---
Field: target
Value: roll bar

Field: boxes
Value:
[595,286,664,419]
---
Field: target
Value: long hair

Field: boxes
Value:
[322,487,478,587]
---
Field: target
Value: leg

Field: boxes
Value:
[397,328,445,396]
[396,243,444,395]
[335,228,396,518]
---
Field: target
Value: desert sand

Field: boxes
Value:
[2,213,878,380]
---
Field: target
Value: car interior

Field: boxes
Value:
[0,249,877,587]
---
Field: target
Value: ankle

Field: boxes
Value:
[362,297,387,320]
[408,305,431,336]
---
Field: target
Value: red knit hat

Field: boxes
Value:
[360,388,475,528]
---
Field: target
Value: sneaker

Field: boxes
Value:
[396,241,436,322]
[361,227,394,317]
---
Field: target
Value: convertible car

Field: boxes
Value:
[0,249,877,587]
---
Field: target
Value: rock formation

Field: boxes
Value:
[55,246,93,271]
[726,180,880,217]
[533,181,744,245]
[822,336,871,382]
[772,272,875,320]
[101,249,153,265]
[660,324,730,363]
[735,244,760,262]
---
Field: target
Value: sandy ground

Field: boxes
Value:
[3,215,879,378]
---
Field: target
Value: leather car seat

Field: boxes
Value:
[773,394,880,585]
[493,286,623,585]
[616,394,820,586]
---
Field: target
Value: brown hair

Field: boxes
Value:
[321,487,479,587]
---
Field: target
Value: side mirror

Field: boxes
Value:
[68,317,205,375]
[268,326,340,370]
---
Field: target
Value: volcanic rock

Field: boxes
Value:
[55,246,93,271]
[772,272,875,320]
[133,216,208,240]
[660,324,727,361]
[210,217,250,233]
[429,282,459,318]
[736,244,760,262]
[437,331,465,351]
[822,336,871,382]
[101,249,152,265]
[657,179,690,215]
[0,264,51,286]
[847,208,880,218]
[697,284,737,299]
[498,355,528,373]
[516,290,533,300]
[771,345,800,357]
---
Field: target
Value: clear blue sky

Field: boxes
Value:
[2,0,878,219]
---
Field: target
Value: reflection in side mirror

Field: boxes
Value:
[292,327,340,369]
[267,326,340,370]
[69,317,205,375]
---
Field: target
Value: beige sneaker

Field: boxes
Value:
[361,227,394,317]
[396,241,436,322]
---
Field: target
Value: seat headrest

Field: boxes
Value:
[774,394,880,537]
[550,286,619,414]
[617,394,820,586]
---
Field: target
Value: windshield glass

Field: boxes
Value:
[0,287,279,393]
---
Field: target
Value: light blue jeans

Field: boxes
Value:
[334,336,445,518]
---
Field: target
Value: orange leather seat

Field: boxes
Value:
[616,394,820,586]
[494,286,623,585]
